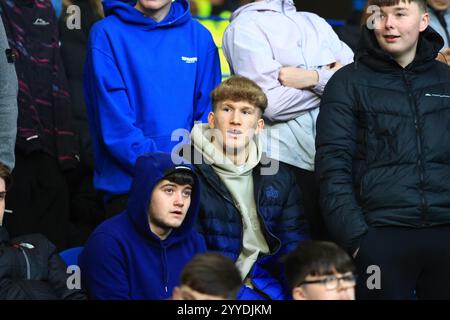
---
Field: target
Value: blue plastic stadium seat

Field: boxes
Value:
[59,246,84,266]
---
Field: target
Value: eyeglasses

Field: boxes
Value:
[298,273,357,291]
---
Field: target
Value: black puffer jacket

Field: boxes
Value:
[0,227,87,299]
[316,26,450,254]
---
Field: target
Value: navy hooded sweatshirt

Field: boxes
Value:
[79,152,207,300]
[83,0,221,198]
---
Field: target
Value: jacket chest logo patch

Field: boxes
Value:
[181,56,198,64]
[265,186,279,200]
[425,93,450,99]
[33,18,50,26]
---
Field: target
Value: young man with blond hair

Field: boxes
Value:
[189,76,310,300]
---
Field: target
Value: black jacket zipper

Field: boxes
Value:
[402,70,429,225]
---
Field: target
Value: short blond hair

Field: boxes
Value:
[211,76,268,115]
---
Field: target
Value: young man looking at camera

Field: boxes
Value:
[189,76,310,300]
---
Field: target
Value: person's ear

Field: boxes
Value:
[172,286,182,300]
[208,112,216,129]
[419,12,429,32]
[292,287,308,300]
[255,118,264,134]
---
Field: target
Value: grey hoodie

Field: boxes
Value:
[0,16,18,170]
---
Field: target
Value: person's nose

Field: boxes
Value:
[230,110,241,125]
[173,192,185,207]
[384,14,394,30]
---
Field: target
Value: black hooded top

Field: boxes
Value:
[79,152,207,299]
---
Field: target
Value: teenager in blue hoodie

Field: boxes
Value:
[79,152,207,299]
[83,0,221,215]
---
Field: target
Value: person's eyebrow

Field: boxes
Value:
[159,183,176,188]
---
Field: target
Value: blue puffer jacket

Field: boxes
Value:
[194,155,310,300]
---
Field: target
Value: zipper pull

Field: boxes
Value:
[165,286,168,293]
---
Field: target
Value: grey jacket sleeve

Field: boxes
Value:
[0,15,18,171]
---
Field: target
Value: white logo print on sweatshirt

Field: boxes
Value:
[181,56,198,64]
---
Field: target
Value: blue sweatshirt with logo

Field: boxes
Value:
[83,0,221,196]
[79,152,207,300]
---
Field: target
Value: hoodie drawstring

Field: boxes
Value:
[161,245,169,294]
